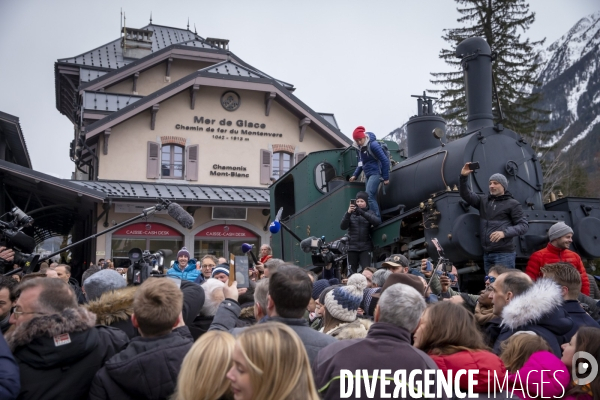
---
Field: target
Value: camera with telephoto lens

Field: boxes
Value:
[0,207,38,274]
[300,236,349,267]
[126,248,173,285]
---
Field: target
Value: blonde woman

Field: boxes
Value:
[227,322,319,400]
[172,331,235,400]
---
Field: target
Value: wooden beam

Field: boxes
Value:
[103,128,111,155]
[63,74,78,91]
[299,117,311,142]
[265,92,276,116]
[150,104,159,130]
[190,84,200,110]
[132,72,140,94]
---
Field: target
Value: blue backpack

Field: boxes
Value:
[365,140,396,169]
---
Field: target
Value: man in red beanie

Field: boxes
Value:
[349,126,390,219]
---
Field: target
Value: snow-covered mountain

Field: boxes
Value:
[385,10,600,188]
[534,11,600,163]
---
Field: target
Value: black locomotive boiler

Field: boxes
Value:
[270,37,600,279]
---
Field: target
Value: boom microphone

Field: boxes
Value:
[167,203,195,229]
[269,207,284,234]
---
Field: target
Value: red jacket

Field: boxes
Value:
[260,254,272,264]
[429,350,506,393]
[525,243,590,296]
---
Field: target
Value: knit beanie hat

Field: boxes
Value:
[324,274,367,322]
[212,264,230,278]
[312,279,331,300]
[83,269,127,302]
[548,221,573,242]
[177,247,190,259]
[328,278,340,286]
[353,126,367,141]
[356,191,369,203]
[489,173,508,190]
[319,285,337,305]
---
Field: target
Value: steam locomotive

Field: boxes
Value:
[270,37,600,284]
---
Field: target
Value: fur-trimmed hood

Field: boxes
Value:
[501,278,565,330]
[7,307,96,351]
[328,318,373,340]
[85,286,138,326]
[240,306,255,320]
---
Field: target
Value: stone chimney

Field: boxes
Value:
[205,37,229,50]
[121,27,154,59]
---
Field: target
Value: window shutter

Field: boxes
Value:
[147,141,160,179]
[185,145,199,181]
[260,149,272,185]
[295,152,306,165]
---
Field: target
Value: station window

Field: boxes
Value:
[272,151,292,180]
[161,145,184,179]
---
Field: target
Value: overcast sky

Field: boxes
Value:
[0,0,598,179]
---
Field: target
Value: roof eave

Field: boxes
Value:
[82,71,349,147]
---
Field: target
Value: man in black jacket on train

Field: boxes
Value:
[341,191,381,274]
[460,163,528,273]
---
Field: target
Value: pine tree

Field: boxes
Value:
[430,0,549,143]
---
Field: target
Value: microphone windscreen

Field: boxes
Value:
[167,203,195,229]
[157,249,173,257]
[269,221,280,234]
[300,236,320,253]
[241,243,253,254]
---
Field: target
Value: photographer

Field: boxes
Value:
[0,247,15,275]
[340,191,381,274]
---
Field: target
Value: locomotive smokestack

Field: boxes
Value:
[407,91,446,157]
[456,37,494,132]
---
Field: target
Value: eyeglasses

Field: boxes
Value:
[485,276,496,283]
[201,264,215,269]
[11,306,46,319]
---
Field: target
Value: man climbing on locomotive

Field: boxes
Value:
[460,164,528,273]
[349,126,390,220]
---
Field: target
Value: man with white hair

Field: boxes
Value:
[313,283,440,399]
[190,278,239,338]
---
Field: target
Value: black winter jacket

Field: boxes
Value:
[313,322,442,400]
[563,300,600,341]
[7,308,129,400]
[0,333,19,400]
[340,207,381,252]
[89,327,193,400]
[459,175,528,253]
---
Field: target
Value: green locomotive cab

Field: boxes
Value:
[269,141,403,267]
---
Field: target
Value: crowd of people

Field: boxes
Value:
[0,140,598,399]
[0,237,598,399]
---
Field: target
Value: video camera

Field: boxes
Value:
[300,235,349,267]
[126,248,173,285]
[0,207,38,274]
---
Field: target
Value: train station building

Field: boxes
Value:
[53,21,350,266]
